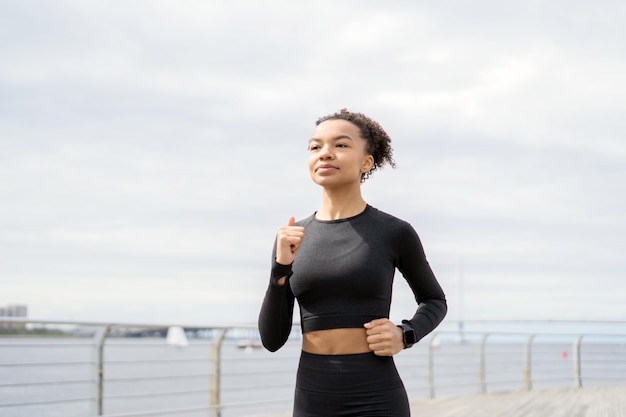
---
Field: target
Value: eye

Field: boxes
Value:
[336,143,349,148]
[309,144,320,151]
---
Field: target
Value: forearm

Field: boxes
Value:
[405,297,447,342]
[258,263,296,352]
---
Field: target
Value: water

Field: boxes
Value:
[1,335,625,417]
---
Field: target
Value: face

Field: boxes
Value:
[308,119,374,188]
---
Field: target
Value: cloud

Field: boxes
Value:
[1,0,625,324]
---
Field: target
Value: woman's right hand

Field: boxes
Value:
[275,216,305,266]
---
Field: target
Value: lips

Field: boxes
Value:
[316,164,338,173]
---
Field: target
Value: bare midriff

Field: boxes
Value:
[302,328,371,355]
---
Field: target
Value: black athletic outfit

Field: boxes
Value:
[259,205,447,416]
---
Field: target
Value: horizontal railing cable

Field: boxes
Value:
[104,373,210,383]
[104,358,210,365]
[0,379,94,388]
[0,361,94,367]
[221,382,295,392]
[0,397,94,408]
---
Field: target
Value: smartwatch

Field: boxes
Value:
[397,320,416,349]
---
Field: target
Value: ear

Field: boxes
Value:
[361,154,374,173]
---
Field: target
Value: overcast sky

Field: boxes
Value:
[1,1,625,328]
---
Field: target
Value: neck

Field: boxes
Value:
[316,186,367,220]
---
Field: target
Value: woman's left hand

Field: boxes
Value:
[363,318,404,356]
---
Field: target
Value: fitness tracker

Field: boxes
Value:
[397,321,417,349]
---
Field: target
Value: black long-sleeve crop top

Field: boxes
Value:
[258,205,447,352]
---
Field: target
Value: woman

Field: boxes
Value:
[258,109,447,416]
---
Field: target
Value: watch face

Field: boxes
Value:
[405,328,416,345]
[401,323,416,347]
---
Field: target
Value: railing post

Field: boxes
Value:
[479,333,490,394]
[210,328,228,417]
[524,334,535,391]
[573,335,583,388]
[427,333,438,399]
[92,325,111,416]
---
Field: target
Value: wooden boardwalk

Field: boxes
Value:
[408,387,626,417]
[257,387,626,416]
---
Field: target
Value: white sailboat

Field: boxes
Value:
[237,338,263,353]
[166,326,189,347]
[455,257,466,344]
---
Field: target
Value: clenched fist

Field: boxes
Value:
[275,216,305,266]
[364,318,405,356]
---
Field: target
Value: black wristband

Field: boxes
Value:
[270,260,293,285]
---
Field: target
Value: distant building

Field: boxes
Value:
[0,304,28,330]
[6,304,28,317]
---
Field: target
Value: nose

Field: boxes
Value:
[318,145,333,160]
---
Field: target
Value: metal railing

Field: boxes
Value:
[1,318,625,417]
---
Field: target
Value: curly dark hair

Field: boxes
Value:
[316,108,396,182]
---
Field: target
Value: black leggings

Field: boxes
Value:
[294,351,410,417]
